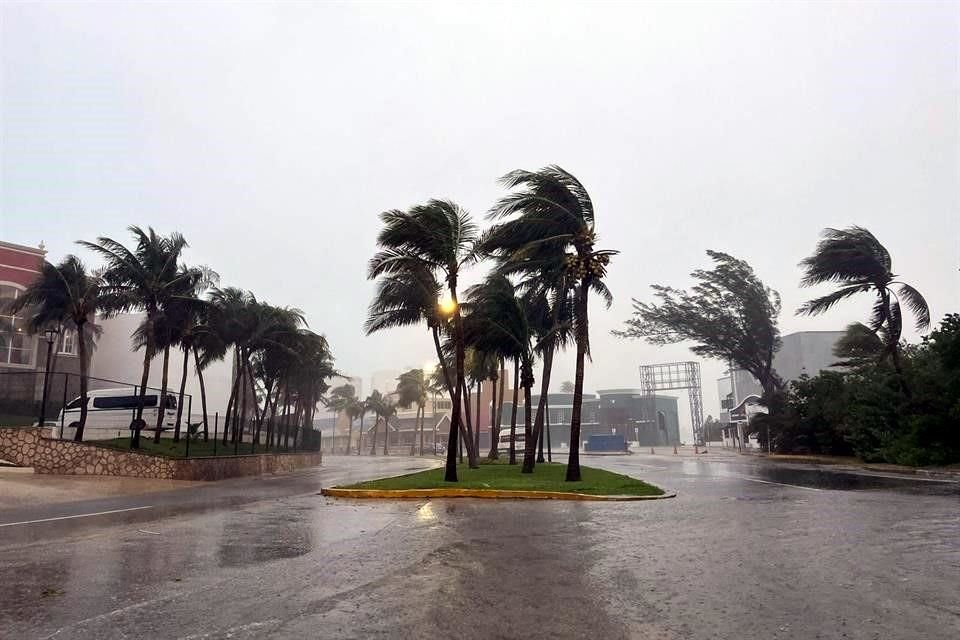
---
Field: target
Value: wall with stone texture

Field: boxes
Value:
[0,427,322,480]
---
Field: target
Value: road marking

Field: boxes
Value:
[735,476,824,492]
[0,505,154,528]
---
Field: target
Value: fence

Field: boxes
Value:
[0,370,321,459]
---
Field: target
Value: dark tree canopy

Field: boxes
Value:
[615,250,783,398]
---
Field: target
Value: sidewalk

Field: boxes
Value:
[632,445,960,481]
[0,466,199,510]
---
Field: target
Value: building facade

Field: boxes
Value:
[0,241,84,424]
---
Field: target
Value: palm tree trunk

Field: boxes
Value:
[347,418,354,456]
[524,345,555,472]
[545,394,552,463]
[487,372,499,459]
[153,344,170,444]
[890,345,913,399]
[75,322,89,442]
[174,346,189,442]
[371,415,379,455]
[523,382,533,468]
[566,280,590,482]
[193,347,209,442]
[509,357,519,465]
[131,343,153,449]
[383,414,389,456]
[357,413,365,455]
[223,353,242,445]
[475,379,482,457]
[419,404,424,456]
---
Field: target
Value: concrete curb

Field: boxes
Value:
[320,487,676,501]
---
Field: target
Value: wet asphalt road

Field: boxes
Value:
[1,453,958,640]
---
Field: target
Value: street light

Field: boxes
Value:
[38,326,61,429]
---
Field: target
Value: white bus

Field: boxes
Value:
[56,388,178,440]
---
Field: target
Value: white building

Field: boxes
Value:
[717,330,845,449]
[91,312,235,418]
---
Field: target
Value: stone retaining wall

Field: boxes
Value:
[0,427,322,480]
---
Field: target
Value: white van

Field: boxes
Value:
[56,388,178,441]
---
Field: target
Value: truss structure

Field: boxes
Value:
[639,361,705,446]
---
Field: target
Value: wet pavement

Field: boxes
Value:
[1,453,957,639]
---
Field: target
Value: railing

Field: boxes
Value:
[0,370,322,458]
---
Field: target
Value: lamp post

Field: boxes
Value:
[38,327,61,428]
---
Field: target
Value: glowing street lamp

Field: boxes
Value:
[438,296,458,318]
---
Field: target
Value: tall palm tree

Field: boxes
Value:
[798,226,930,396]
[365,390,396,455]
[465,274,536,466]
[345,396,364,455]
[167,266,219,442]
[485,166,616,481]
[396,369,428,455]
[328,383,358,454]
[356,397,369,455]
[7,256,107,441]
[369,199,479,479]
[79,227,193,448]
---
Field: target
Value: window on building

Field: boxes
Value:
[59,329,78,355]
[0,284,35,366]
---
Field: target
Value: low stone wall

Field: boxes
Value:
[0,427,322,481]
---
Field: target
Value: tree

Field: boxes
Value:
[7,256,107,441]
[365,390,396,455]
[485,166,616,481]
[328,384,358,454]
[396,369,428,455]
[560,380,574,393]
[616,250,784,405]
[832,322,886,368]
[797,226,930,396]
[355,398,369,455]
[79,227,193,449]
[369,199,479,479]
[465,274,540,468]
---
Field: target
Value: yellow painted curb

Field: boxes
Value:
[320,487,676,501]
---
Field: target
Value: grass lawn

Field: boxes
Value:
[343,461,664,496]
[93,437,292,458]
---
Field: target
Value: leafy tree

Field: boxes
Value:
[832,322,887,368]
[616,250,784,405]
[560,380,574,393]
[369,200,479,479]
[7,256,107,441]
[485,166,616,481]
[797,226,930,396]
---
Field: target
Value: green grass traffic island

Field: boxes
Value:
[322,461,674,501]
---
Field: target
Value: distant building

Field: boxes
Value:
[500,389,680,449]
[370,369,401,395]
[717,330,845,449]
[91,312,235,418]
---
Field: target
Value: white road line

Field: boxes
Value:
[0,505,154,528]
[735,476,824,492]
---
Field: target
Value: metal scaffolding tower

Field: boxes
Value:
[639,361,705,446]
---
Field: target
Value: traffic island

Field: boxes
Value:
[321,461,674,501]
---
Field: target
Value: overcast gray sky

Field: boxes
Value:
[2,1,958,439]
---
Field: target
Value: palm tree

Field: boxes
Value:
[465,274,536,467]
[356,398,369,455]
[328,383,358,454]
[167,267,219,442]
[345,396,364,455]
[7,256,107,441]
[798,226,930,396]
[485,166,616,481]
[365,390,396,455]
[369,199,479,479]
[396,369,428,455]
[79,227,193,448]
